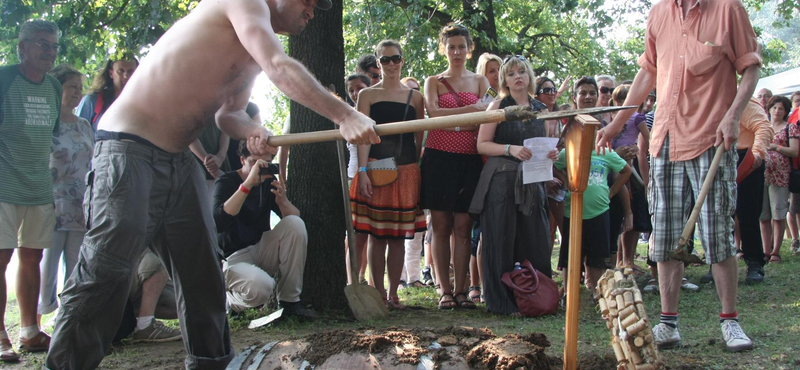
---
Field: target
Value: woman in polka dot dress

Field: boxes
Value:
[421,23,490,310]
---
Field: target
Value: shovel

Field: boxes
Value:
[267,106,637,146]
[669,145,726,264]
[336,139,388,321]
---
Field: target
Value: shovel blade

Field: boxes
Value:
[669,240,706,264]
[344,284,388,321]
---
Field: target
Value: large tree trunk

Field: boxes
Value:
[287,0,349,312]
[463,0,499,64]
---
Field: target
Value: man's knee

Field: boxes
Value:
[17,247,43,265]
[240,279,274,308]
[278,215,307,240]
[0,250,12,267]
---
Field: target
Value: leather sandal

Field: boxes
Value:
[18,331,50,353]
[387,296,406,310]
[454,293,476,309]
[468,286,482,303]
[438,292,457,309]
[0,338,19,363]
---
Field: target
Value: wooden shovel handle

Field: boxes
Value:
[267,109,507,146]
[677,145,726,248]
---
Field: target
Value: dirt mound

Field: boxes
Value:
[228,326,601,370]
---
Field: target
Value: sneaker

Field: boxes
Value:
[643,279,659,294]
[652,323,681,349]
[132,320,182,343]
[280,301,318,320]
[700,270,714,284]
[18,331,50,352]
[421,267,434,286]
[744,264,764,284]
[721,320,753,352]
[680,278,699,292]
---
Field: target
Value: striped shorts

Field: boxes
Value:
[648,136,738,264]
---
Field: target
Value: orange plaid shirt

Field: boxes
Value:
[638,0,762,161]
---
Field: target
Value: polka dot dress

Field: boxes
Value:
[425,92,480,154]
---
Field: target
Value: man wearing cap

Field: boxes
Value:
[46,0,378,368]
[597,0,761,354]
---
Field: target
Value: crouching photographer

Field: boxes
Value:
[213,142,310,317]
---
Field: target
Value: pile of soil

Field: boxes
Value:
[227,326,619,370]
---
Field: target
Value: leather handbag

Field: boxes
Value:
[366,90,413,187]
[500,260,559,317]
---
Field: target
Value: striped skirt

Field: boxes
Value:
[350,162,427,239]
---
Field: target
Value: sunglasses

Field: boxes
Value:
[537,87,557,95]
[367,72,381,80]
[379,55,403,65]
[502,55,526,65]
[599,86,614,94]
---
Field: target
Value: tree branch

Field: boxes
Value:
[99,0,131,27]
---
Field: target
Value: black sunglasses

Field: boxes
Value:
[379,55,403,65]
[367,72,381,80]
[599,86,614,94]
[502,55,526,65]
[537,87,557,95]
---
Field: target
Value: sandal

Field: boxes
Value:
[468,286,482,303]
[769,254,781,263]
[438,292,457,310]
[454,293,476,309]
[0,338,19,363]
[387,296,406,310]
[408,280,426,288]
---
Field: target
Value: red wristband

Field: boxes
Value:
[239,184,251,194]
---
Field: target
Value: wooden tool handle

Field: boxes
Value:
[677,145,726,247]
[267,109,507,146]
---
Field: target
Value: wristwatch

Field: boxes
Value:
[504,144,511,156]
[455,126,461,132]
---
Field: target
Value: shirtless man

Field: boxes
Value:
[46,0,377,369]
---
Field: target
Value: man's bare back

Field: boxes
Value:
[100,0,377,153]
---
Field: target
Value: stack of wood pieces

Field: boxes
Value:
[595,269,663,370]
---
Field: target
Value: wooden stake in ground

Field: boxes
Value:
[563,115,601,370]
[336,140,388,321]
[669,145,726,264]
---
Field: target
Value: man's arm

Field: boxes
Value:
[596,68,656,151]
[225,0,378,145]
[715,65,760,150]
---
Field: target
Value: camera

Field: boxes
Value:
[259,163,279,177]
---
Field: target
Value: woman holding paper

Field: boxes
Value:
[469,55,557,316]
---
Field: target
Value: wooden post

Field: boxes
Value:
[563,115,601,370]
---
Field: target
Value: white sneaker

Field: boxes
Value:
[643,279,659,294]
[680,278,699,292]
[721,320,753,352]
[652,323,681,349]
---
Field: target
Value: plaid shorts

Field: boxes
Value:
[648,136,738,264]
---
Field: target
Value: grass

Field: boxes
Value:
[4,240,800,369]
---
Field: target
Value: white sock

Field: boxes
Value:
[20,325,40,340]
[137,316,154,331]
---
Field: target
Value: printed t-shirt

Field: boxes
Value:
[554,149,627,219]
[0,65,62,205]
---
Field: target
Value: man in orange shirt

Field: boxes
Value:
[597,0,761,353]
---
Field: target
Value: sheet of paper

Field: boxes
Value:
[522,137,559,184]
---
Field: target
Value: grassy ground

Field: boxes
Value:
[3,241,800,369]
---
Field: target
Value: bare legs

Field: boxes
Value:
[367,237,405,301]
[430,211,472,297]
[345,233,369,285]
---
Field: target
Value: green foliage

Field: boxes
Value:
[0,0,197,76]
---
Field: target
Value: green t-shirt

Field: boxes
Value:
[554,149,627,219]
[0,65,62,205]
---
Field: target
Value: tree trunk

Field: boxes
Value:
[287,0,349,312]
[463,0,499,66]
